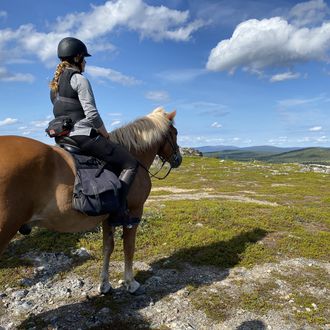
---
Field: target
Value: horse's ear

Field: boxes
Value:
[167,110,176,122]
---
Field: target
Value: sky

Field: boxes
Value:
[0,0,330,148]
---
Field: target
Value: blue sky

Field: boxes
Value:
[0,0,330,148]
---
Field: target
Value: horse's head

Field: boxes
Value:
[157,110,182,168]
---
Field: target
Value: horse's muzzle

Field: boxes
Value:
[170,152,182,168]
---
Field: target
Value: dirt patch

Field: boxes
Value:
[261,232,287,249]
[152,187,199,193]
[149,187,278,206]
[271,183,295,187]
[300,221,330,233]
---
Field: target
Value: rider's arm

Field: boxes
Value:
[97,124,110,139]
[70,74,109,139]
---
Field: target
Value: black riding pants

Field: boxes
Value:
[70,132,138,195]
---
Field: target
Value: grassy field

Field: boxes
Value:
[1,156,329,327]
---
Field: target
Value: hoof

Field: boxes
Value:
[99,283,113,295]
[129,285,146,296]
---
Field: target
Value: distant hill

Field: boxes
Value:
[194,145,239,153]
[239,146,301,153]
[204,149,274,161]
[195,145,300,154]
[203,147,330,164]
[259,147,330,164]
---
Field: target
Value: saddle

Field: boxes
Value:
[55,136,82,154]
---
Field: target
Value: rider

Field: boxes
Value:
[49,37,138,220]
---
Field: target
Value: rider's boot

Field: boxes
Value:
[19,223,32,235]
[115,167,138,222]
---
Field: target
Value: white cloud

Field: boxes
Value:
[179,101,229,117]
[145,90,170,102]
[52,0,204,42]
[110,120,121,126]
[108,112,123,117]
[277,96,324,108]
[90,41,117,53]
[270,71,301,82]
[0,66,35,83]
[178,135,226,147]
[124,0,204,41]
[0,0,204,67]
[0,118,18,127]
[289,0,329,27]
[86,65,141,86]
[4,59,34,65]
[267,134,329,146]
[309,126,322,131]
[211,121,222,128]
[158,68,206,83]
[0,11,7,19]
[31,120,49,128]
[206,14,330,74]
[268,136,289,145]
[317,135,329,142]
[297,135,329,143]
[0,0,205,84]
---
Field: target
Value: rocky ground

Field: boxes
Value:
[299,164,330,174]
[0,247,329,330]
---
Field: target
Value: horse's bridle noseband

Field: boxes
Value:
[158,127,182,169]
[139,124,182,180]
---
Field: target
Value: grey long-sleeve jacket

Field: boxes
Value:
[69,73,104,137]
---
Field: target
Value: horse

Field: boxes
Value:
[0,107,182,294]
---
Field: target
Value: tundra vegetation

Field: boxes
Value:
[0,156,329,329]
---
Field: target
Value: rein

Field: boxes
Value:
[138,158,173,180]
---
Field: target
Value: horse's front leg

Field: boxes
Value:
[99,219,115,294]
[122,225,142,294]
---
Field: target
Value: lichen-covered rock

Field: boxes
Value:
[179,147,203,157]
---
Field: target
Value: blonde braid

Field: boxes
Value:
[49,61,71,92]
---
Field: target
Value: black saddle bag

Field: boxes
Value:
[46,116,74,138]
[71,154,121,216]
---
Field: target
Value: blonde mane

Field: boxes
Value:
[109,107,172,152]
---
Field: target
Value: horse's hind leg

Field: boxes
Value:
[0,209,31,255]
[99,219,115,294]
[123,225,142,294]
[0,225,16,256]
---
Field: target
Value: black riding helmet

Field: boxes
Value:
[57,37,91,59]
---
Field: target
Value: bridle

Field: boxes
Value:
[139,125,182,180]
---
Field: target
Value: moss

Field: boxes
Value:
[192,267,329,327]
[0,256,34,288]
[240,280,281,313]
[273,266,330,326]
[276,230,330,260]
[190,288,232,322]
[292,293,329,326]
